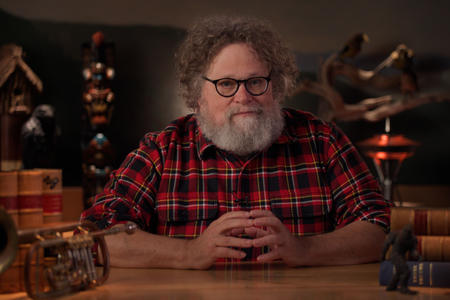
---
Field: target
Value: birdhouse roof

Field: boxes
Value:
[0,44,43,92]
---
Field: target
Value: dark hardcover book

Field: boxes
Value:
[379,261,450,288]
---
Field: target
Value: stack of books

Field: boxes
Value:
[0,169,63,228]
[379,207,450,288]
[0,169,63,293]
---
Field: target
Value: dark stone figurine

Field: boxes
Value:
[21,104,59,169]
[380,224,421,294]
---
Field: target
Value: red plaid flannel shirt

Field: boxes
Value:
[81,108,390,260]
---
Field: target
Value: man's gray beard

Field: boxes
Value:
[196,101,285,156]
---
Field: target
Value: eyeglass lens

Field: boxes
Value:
[216,77,269,97]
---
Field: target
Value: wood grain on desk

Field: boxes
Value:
[2,263,450,299]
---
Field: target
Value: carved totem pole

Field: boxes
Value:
[81,32,115,208]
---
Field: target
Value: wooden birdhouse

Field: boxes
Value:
[0,44,42,115]
[0,44,43,171]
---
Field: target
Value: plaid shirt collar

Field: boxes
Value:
[194,109,298,161]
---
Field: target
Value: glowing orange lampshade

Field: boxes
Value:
[357,133,419,202]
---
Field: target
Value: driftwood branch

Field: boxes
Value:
[363,93,450,122]
[294,41,449,122]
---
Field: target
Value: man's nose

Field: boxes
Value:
[232,83,252,104]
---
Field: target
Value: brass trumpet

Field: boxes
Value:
[0,207,136,299]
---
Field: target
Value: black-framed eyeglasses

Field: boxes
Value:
[202,73,271,97]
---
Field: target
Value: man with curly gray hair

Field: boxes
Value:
[82,16,390,269]
[176,16,298,109]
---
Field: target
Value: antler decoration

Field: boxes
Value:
[294,33,450,122]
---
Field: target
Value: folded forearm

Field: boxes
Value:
[295,221,386,266]
[104,226,189,269]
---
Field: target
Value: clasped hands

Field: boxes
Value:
[184,210,302,269]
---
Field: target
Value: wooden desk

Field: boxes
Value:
[2,263,449,299]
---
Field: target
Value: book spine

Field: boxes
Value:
[391,207,450,235]
[0,171,18,226]
[0,171,21,294]
[417,236,450,261]
[0,171,20,293]
[18,170,43,228]
[379,261,450,287]
[40,168,63,223]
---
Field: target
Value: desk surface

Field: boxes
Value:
[2,263,450,299]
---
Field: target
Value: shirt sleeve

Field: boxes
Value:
[324,123,392,232]
[80,135,162,231]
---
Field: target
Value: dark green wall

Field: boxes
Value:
[0,9,186,185]
[1,9,448,186]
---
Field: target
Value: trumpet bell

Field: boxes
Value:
[0,206,137,299]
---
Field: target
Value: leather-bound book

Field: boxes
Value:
[416,235,450,261]
[0,172,20,293]
[18,170,43,228]
[391,207,450,236]
[0,171,18,225]
[40,169,63,223]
